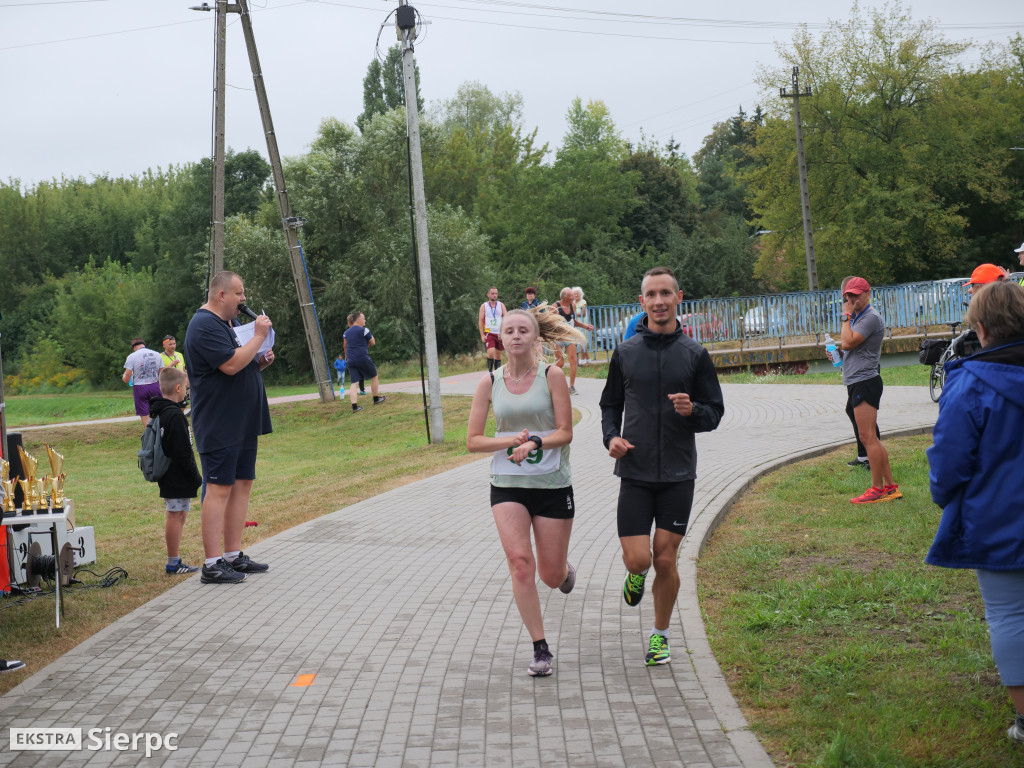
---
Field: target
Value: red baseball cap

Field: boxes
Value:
[963,263,1008,286]
[843,277,871,295]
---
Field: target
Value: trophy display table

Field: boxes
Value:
[1,506,71,628]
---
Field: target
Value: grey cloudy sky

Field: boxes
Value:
[1,0,1019,187]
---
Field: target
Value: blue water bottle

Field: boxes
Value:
[824,334,842,367]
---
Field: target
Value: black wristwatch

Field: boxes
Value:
[527,435,543,449]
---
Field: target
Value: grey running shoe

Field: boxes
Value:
[623,571,647,606]
[528,647,553,677]
[229,552,268,573]
[200,559,245,584]
[1009,720,1024,744]
[559,562,576,594]
[373,395,386,405]
[568,385,577,395]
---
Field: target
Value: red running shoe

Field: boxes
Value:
[882,484,903,500]
[851,486,888,504]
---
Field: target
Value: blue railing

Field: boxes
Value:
[584,280,970,354]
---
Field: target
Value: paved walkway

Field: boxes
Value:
[1,375,938,767]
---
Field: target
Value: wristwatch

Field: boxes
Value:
[526,435,543,449]
[841,313,852,321]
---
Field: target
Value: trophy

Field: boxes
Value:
[0,458,14,515]
[45,444,66,512]
[34,477,49,513]
[17,446,39,513]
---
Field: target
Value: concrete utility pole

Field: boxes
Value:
[780,66,819,292]
[396,1,445,443]
[235,0,334,402]
[211,0,227,274]
[193,1,334,403]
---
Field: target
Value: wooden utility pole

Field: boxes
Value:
[781,66,818,292]
[397,1,444,443]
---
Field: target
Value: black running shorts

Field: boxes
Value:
[617,478,695,538]
[490,485,575,520]
[847,374,883,411]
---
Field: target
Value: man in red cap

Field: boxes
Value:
[840,277,900,504]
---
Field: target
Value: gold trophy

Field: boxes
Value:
[34,477,49,513]
[17,446,39,513]
[17,477,33,514]
[45,444,66,512]
[0,458,14,515]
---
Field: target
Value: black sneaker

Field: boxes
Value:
[623,571,647,606]
[352,405,363,413]
[0,659,26,673]
[228,552,268,573]
[373,395,386,405]
[200,559,245,584]
[847,458,870,469]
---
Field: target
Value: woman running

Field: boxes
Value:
[467,307,586,677]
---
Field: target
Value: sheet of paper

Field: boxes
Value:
[233,319,275,357]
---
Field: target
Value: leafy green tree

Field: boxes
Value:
[50,258,157,386]
[356,45,423,133]
[433,81,524,135]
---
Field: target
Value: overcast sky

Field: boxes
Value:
[1,0,1019,187]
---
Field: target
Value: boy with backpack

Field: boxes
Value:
[147,367,203,575]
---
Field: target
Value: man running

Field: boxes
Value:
[479,286,507,373]
[599,266,725,665]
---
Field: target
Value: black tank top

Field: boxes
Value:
[557,305,575,326]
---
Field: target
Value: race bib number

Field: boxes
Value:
[491,430,560,475]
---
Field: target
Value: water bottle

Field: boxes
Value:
[824,334,842,367]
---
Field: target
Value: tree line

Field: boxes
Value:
[1,3,1020,390]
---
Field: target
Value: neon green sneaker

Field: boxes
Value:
[623,571,647,606]
[645,634,670,666]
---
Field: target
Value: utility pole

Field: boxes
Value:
[780,66,818,292]
[212,1,227,274]
[192,1,334,403]
[396,2,444,443]
[235,0,334,402]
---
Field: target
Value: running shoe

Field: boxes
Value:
[568,385,577,395]
[373,395,386,405]
[165,560,199,576]
[528,646,554,677]
[851,486,888,504]
[1009,720,1024,744]
[882,484,903,501]
[0,659,26,673]
[200,559,245,584]
[559,562,576,594]
[623,571,647,606]
[228,552,268,573]
[847,458,870,469]
[645,634,670,666]
[352,405,363,413]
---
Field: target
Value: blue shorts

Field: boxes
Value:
[347,358,377,382]
[976,569,1024,686]
[199,437,258,486]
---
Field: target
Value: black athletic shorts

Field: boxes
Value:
[617,478,695,538]
[847,375,883,411]
[490,485,575,520]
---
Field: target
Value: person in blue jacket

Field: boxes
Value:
[926,280,1024,745]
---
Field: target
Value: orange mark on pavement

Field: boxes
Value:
[291,674,315,687]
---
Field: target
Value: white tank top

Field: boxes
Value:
[483,301,503,334]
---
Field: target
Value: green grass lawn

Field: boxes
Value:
[698,434,1021,768]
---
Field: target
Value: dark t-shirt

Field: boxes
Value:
[344,325,373,362]
[184,308,272,453]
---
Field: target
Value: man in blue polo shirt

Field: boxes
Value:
[185,271,275,584]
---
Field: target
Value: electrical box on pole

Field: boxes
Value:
[780,66,819,292]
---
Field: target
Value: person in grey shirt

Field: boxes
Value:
[841,277,900,504]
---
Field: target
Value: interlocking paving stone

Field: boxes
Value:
[0,376,937,767]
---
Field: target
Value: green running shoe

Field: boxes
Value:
[645,634,670,666]
[623,571,647,606]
